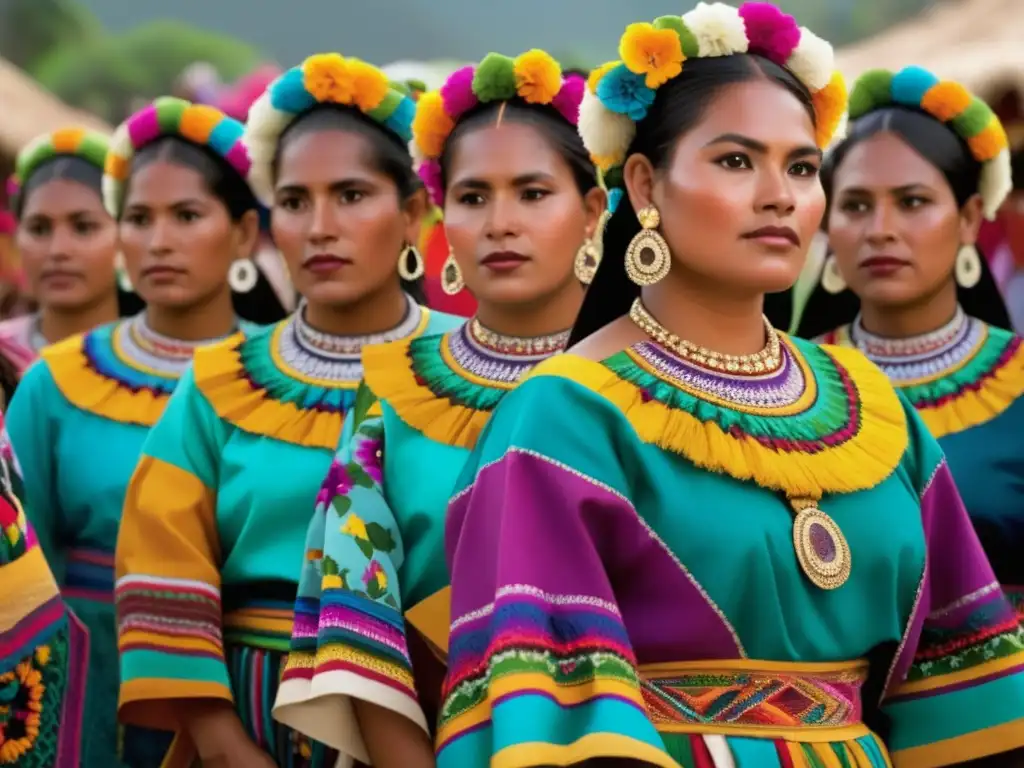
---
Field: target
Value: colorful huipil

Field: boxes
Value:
[0,415,89,767]
[4,314,246,767]
[0,315,46,375]
[819,309,1024,620]
[274,319,569,762]
[114,297,460,767]
[435,329,1024,768]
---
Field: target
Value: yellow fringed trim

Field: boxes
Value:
[192,329,344,451]
[915,339,1024,439]
[43,332,170,427]
[363,334,495,450]
[529,340,908,498]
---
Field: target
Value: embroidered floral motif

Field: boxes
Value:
[0,626,68,767]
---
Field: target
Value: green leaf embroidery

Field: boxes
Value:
[358,420,384,440]
[321,556,339,576]
[333,495,352,516]
[339,568,350,589]
[355,537,375,559]
[366,578,385,600]
[365,522,397,553]
[352,385,379,432]
[347,463,374,489]
[384,594,398,610]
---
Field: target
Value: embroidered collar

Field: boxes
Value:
[43,315,238,427]
[363,320,568,449]
[823,313,1024,438]
[527,334,909,499]
[194,299,432,449]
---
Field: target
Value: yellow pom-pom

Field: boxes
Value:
[412,91,455,159]
[348,59,390,112]
[587,61,620,95]
[303,53,354,104]
[812,72,848,149]
[619,22,684,89]
[921,81,973,122]
[592,152,625,172]
[969,117,1009,162]
[513,49,563,104]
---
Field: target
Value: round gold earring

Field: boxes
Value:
[574,239,601,285]
[441,248,464,295]
[397,243,425,281]
[625,206,671,286]
[820,254,847,294]
[955,244,981,288]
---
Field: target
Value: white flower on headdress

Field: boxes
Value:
[245,94,293,143]
[578,87,636,162]
[682,3,749,58]
[980,149,1013,220]
[786,27,834,92]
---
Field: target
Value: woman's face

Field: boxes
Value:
[443,121,604,308]
[625,79,825,297]
[271,129,422,308]
[16,179,117,311]
[828,131,982,309]
[120,160,256,310]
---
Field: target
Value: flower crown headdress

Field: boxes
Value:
[8,128,110,206]
[411,50,586,206]
[243,53,418,207]
[103,97,251,218]
[848,66,1011,220]
[581,2,847,207]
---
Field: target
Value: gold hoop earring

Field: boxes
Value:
[625,206,671,286]
[820,254,846,294]
[574,239,601,285]
[397,243,425,281]
[441,248,464,295]
[114,251,133,292]
[955,244,981,288]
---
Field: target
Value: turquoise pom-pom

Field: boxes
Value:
[596,64,655,121]
[207,119,242,157]
[270,68,317,114]
[890,66,939,108]
[607,187,625,214]
[383,97,416,142]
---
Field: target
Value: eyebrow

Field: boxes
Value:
[276,177,374,194]
[839,184,933,196]
[704,133,822,160]
[451,171,557,189]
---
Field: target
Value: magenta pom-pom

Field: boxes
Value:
[739,2,801,66]
[0,209,14,235]
[224,143,252,177]
[127,105,162,148]
[552,75,585,125]
[418,160,444,207]
[5,177,18,199]
[441,66,478,119]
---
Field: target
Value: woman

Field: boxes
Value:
[797,68,1024,621]
[0,412,90,767]
[6,97,272,767]
[438,5,1024,767]
[273,50,604,766]
[114,54,460,767]
[1,128,138,378]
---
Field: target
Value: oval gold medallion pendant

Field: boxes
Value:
[792,504,851,590]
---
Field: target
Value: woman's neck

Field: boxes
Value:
[304,283,409,337]
[39,292,120,344]
[475,280,584,338]
[642,272,767,356]
[858,281,959,339]
[145,288,238,341]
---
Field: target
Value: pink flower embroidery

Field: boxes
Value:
[354,437,383,484]
[317,460,353,506]
[362,559,387,590]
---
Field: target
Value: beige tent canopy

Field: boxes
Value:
[837,0,1024,105]
[0,56,110,159]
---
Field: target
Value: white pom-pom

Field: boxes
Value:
[682,2,749,58]
[786,28,834,92]
[408,139,426,166]
[102,175,121,218]
[245,135,278,208]
[244,94,292,143]
[980,149,1013,220]
[578,88,635,162]
[107,123,134,165]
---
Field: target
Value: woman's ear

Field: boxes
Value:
[235,209,261,258]
[959,193,984,245]
[402,187,430,247]
[623,153,656,214]
[582,187,608,240]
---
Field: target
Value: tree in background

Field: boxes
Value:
[0,0,101,72]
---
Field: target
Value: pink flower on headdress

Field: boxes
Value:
[419,159,444,207]
[441,66,478,119]
[739,2,801,66]
[552,75,585,125]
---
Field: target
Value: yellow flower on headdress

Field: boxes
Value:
[920,81,972,122]
[303,53,355,104]
[812,71,848,149]
[587,61,620,95]
[349,59,390,112]
[513,49,562,104]
[412,91,455,158]
[620,22,684,89]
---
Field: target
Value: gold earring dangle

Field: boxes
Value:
[441,247,465,295]
[820,255,847,294]
[397,243,426,281]
[955,244,981,288]
[625,206,671,286]
[574,239,601,285]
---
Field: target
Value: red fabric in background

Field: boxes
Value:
[420,218,476,317]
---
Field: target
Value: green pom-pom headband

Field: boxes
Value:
[8,128,110,204]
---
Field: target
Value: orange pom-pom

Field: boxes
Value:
[921,81,972,122]
[303,53,354,104]
[348,59,390,112]
[412,91,455,159]
[514,49,562,104]
[50,127,85,154]
[812,72,848,149]
[104,153,129,181]
[968,117,1009,162]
